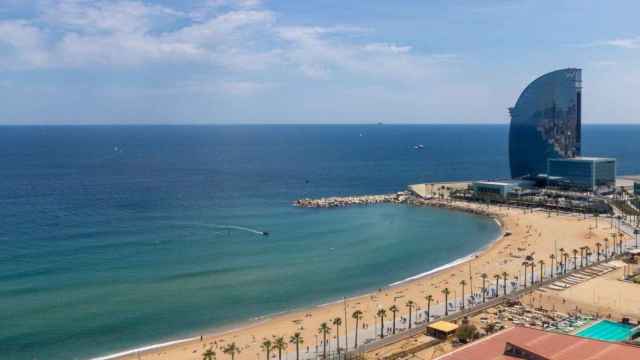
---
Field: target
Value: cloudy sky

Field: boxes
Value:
[1,0,639,124]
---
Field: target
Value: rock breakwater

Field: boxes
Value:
[294,192,502,224]
[294,192,409,208]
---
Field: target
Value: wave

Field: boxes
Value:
[388,216,502,287]
[388,253,478,287]
[92,318,277,360]
[90,337,198,360]
[170,222,265,235]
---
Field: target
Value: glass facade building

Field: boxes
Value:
[471,180,535,200]
[547,157,616,192]
[509,68,582,178]
[634,182,640,196]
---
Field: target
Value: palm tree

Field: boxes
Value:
[319,323,331,359]
[274,336,286,360]
[480,273,488,303]
[458,281,466,310]
[585,245,591,265]
[572,249,578,270]
[563,253,569,274]
[619,238,623,255]
[425,295,433,322]
[289,333,303,360]
[612,233,618,255]
[406,300,416,328]
[538,260,545,281]
[222,343,240,360]
[376,309,386,339]
[261,339,273,360]
[604,238,609,259]
[351,310,363,349]
[203,348,216,360]
[530,261,535,285]
[442,288,450,316]
[596,242,602,262]
[389,305,399,334]
[549,254,555,278]
[332,318,342,354]
[594,212,599,228]
[522,261,528,287]
[501,272,508,295]
[579,247,585,267]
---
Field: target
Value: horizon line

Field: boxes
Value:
[0,122,638,126]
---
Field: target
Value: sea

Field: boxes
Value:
[0,124,638,360]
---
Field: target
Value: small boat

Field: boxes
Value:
[414,144,424,150]
[261,231,270,236]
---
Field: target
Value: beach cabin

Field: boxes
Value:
[427,321,458,340]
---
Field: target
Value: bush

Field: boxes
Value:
[456,323,478,344]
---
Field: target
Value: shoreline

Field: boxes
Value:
[95,200,504,360]
[108,197,612,360]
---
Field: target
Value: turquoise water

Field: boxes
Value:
[576,320,634,342]
[1,125,638,359]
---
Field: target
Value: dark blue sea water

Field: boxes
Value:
[0,125,638,360]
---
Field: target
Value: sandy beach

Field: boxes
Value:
[110,201,627,360]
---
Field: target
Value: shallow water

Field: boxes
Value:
[0,124,637,359]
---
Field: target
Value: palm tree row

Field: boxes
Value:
[252,235,631,360]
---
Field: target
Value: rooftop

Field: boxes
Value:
[436,326,640,360]
[428,321,459,333]
[549,157,616,162]
[473,180,534,187]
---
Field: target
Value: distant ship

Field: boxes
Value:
[261,231,270,236]
[414,144,424,150]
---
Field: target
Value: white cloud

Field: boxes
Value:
[217,80,275,95]
[0,20,50,69]
[0,0,459,105]
[363,43,412,54]
[582,36,640,49]
[0,2,277,69]
[276,25,455,81]
[40,0,185,34]
[203,0,263,9]
[603,37,640,49]
[173,10,274,44]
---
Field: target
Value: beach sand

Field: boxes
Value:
[110,202,624,360]
[523,263,640,322]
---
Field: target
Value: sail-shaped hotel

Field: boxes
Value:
[508,68,582,179]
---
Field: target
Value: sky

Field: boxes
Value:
[1,0,640,124]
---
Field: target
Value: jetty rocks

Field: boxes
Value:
[294,192,410,208]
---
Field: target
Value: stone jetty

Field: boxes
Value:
[294,192,410,208]
[294,191,501,223]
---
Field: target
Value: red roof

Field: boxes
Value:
[436,326,640,360]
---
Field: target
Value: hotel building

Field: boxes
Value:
[509,68,582,179]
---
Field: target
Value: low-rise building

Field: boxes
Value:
[471,180,534,200]
[426,321,459,340]
[635,181,640,196]
[547,157,616,193]
[436,326,640,360]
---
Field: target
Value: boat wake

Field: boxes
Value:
[171,223,266,236]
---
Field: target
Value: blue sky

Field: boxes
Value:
[1,0,639,124]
